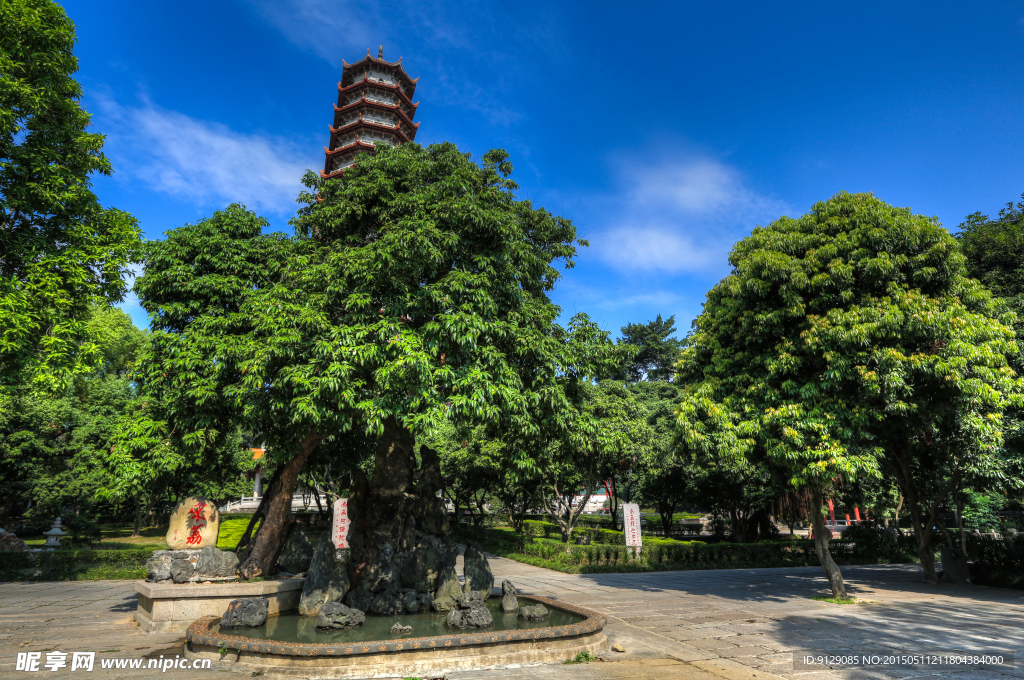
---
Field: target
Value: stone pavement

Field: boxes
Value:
[1,559,1022,680]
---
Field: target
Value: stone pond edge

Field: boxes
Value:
[184,594,606,658]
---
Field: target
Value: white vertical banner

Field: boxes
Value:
[332,498,351,549]
[623,502,642,556]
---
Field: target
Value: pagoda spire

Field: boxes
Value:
[321,50,419,178]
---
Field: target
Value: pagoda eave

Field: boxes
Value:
[324,140,383,157]
[338,78,418,108]
[333,97,419,128]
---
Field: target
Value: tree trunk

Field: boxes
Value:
[888,451,960,584]
[239,434,320,579]
[809,487,847,599]
[235,465,284,559]
[610,477,620,531]
[131,493,143,538]
[658,500,675,537]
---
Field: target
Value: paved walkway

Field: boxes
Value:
[1,559,1022,680]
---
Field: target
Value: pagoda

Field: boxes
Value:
[321,46,420,178]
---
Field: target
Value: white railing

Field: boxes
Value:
[220,494,330,513]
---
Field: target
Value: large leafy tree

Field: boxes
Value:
[138,143,594,577]
[677,192,1021,594]
[0,306,143,527]
[615,315,684,382]
[957,195,1024,501]
[1,0,140,388]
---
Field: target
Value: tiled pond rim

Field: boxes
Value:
[184,595,608,678]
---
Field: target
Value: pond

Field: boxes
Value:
[213,598,585,644]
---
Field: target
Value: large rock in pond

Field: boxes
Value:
[196,546,238,578]
[220,597,268,628]
[276,522,313,574]
[345,432,460,617]
[518,603,549,621]
[317,602,365,630]
[0,529,28,551]
[431,567,464,613]
[501,579,519,613]
[462,542,494,599]
[165,497,219,549]
[299,531,350,617]
[445,591,493,629]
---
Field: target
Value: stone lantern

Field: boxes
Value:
[43,517,67,551]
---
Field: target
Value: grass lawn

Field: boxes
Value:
[20,518,257,551]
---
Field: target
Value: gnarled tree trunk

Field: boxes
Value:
[239,434,320,579]
[345,416,457,615]
[809,487,847,599]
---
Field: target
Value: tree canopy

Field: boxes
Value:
[677,192,1022,588]
[1,0,140,388]
[615,315,683,382]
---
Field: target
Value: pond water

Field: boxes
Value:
[213,598,583,644]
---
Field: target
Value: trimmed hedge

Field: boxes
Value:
[0,548,154,581]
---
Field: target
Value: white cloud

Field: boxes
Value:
[98,98,317,215]
[594,155,791,275]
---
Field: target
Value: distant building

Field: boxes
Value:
[322,47,420,178]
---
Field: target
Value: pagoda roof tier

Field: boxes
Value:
[329,116,416,143]
[333,97,420,131]
[322,148,373,178]
[324,138,388,157]
[341,51,418,94]
[338,77,419,110]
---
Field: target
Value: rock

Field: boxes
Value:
[444,589,493,629]
[400,537,450,592]
[462,542,494,600]
[369,588,405,616]
[518,604,549,621]
[317,602,365,630]
[344,585,373,612]
[431,567,464,613]
[299,531,350,617]
[940,547,971,584]
[457,590,483,607]
[0,529,28,551]
[403,590,433,613]
[220,598,268,628]
[390,621,413,636]
[500,579,519,613]
[169,557,194,584]
[344,438,459,618]
[611,643,626,653]
[165,497,219,549]
[277,523,313,574]
[145,552,172,582]
[195,546,238,578]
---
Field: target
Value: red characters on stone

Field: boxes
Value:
[186,502,206,545]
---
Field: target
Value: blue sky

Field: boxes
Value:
[65,1,1024,337]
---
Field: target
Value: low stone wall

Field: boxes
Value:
[183,595,607,678]
[135,579,305,633]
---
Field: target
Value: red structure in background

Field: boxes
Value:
[321,46,420,178]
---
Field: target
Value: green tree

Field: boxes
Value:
[540,379,656,544]
[1,0,140,388]
[138,143,595,577]
[0,306,144,528]
[615,315,684,382]
[957,195,1024,505]
[677,192,1022,594]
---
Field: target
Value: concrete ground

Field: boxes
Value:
[1,558,1022,680]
